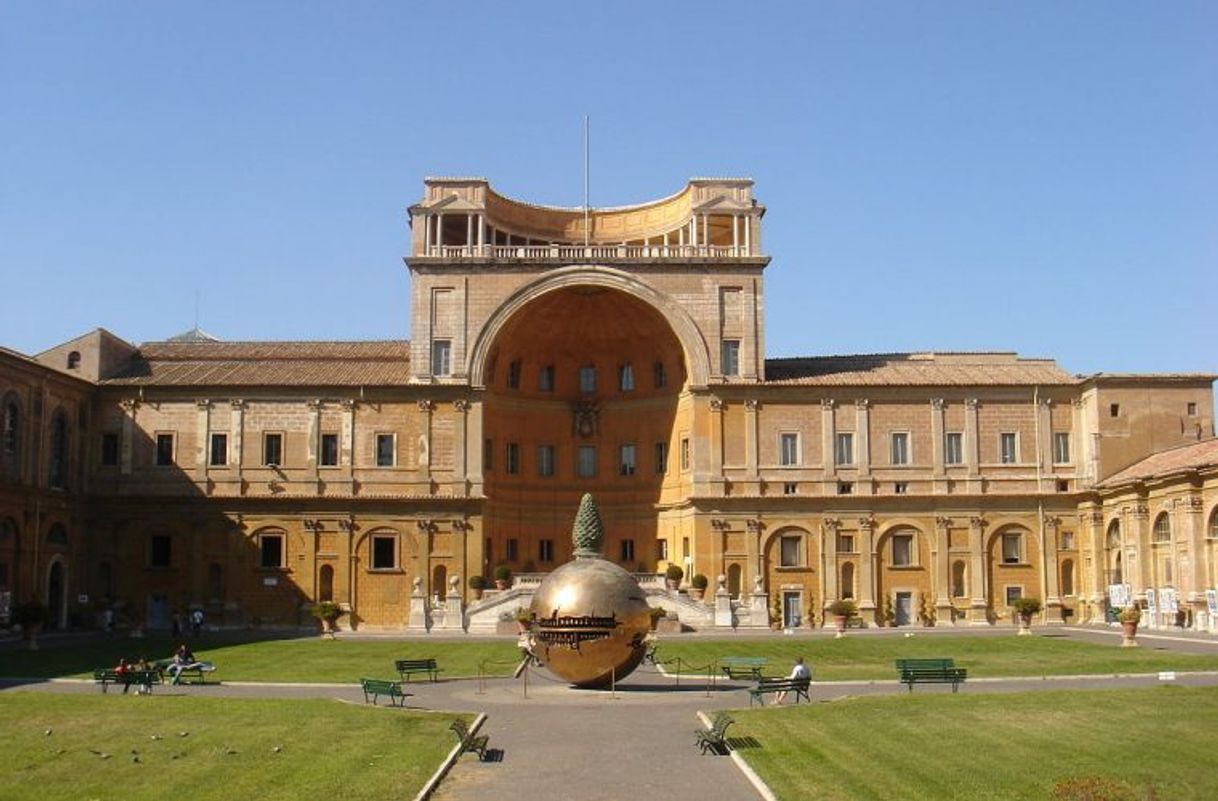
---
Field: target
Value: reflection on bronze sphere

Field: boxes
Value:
[529,557,651,688]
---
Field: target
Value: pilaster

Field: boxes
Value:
[934,516,955,624]
[968,515,990,624]
[858,515,877,623]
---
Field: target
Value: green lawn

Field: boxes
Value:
[654,633,1218,680]
[730,685,1218,801]
[0,692,464,801]
[0,634,523,682]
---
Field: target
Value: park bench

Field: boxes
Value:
[895,658,967,692]
[360,677,411,707]
[449,718,489,760]
[749,675,812,706]
[695,712,735,755]
[719,656,768,681]
[93,668,161,694]
[152,658,218,685]
[394,658,441,682]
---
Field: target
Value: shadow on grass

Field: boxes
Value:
[725,735,762,750]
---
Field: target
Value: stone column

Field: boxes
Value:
[441,574,465,631]
[1037,398,1053,492]
[744,399,760,481]
[934,516,955,625]
[1080,508,1107,622]
[408,577,429,632]
[821,399,836,492]
[855,399,871,480]
[1129,502,1150,597]
[930,398,947,492]
[230,400,245,484]
[964,398,981,493]
[340,399,355,484]
[858,516,877,624]
[195,399,210,482]
[708,397,725,493]
[1042,515,1063,622]
[119,399,137,475]
[968,516,990,624]
[821,518,840,626]
[1184,495,1207,628]
[452,400,470,497]
[306,399,321,475]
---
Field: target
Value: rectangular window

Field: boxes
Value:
[619,444,636,476]
[209,433,228,466]
[654,441,668,474]
[779,433,799,466]
[653,361,667,388]
[506,442,520,474]
[999,433,1018,464]
[1187,402,1198,416]
[656,539,668,560]
[682,536,690,559]
[680,438,690,471]
[836,534,855,553]
[834,432,854,466]
[259,533,284,568]
[376,434,396,467]
[320,433,339,467]
[619,363,635,391]
[944,432,963,465]
[507,360,521,389]
[150,534,172,568]
[577,445,597,477]
[155,433,175,466]
[892,534,914,566]
[101,433,120,467]
[371,535,397,569]
[1060,531,1075,550]
[1109,403,1120,418]
[539,364,555,392]
[1002,533,1021,564]
[837,482,853,495]
[894,482,909,494]
[780,535,802,567]
[579,365,596,393]
[1005,586,1023,607]
[431,339,451,377]
[506,538,518,562]
[783,482,797,495]
[620,539,635,563]
[890,432,909,465]
[539,539,554,564]
[537,444,555,477]
[721,339,740,377]
[263,432,283,467]
[483,438,493,471]
[1053,432,1071,464]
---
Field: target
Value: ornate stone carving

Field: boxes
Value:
[969,515,988,531]
[964,397,979,410]
[744,399,760,412]
[858,515,876,532]
[195,398,211,410]
[230,399,246,410]
[820,398,836,410]
[571,401,599,438]
[1042,515,1060,531]
[303,519,323,533]
[453,399,472,413]
[340,399,356,411]
[416,400,435,412]
[746,519,763,534]
[855,398,870,410]
[571,493,605,557]
[415,519,436,534]
[821,517,840,533]
[710,518,730,531]
[708,397,725,412]
[120,398,139,412]
[930,397,945,410]
[935,516,953,530]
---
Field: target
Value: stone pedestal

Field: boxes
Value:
[407,577,430,631]
[440,576,464,631]
[713,575,734,627]
[746,591,769,629]
[935,601,957,626]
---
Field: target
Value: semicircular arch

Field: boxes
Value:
[467,265,712,388]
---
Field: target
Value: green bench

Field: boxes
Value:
[719,657,768,680]
[450,718,489,760]
[749,675,812,706]
[360,677,411,707]
[895,658,967,692]
[695,712,735,755]
[94,668,161,694]
[394,658,441,682]
[152,658,217,685]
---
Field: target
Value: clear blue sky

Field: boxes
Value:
[2,1,1215,376]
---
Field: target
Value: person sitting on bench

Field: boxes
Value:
[167,644,199,685]
[774,657,810,704]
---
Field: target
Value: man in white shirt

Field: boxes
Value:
[775,656,811,704]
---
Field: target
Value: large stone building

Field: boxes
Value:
[2,177,1216,632]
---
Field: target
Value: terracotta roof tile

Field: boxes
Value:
[764,352,1076,387]
[100,341,412,387]
[1098,439,1218,487]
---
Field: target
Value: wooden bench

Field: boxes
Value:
[895,659,967,692]
[719,657,768,681]
[450,718,489,760]
[94,668,161,694]
[153,659,217,685]
[695,712,735,755]
[394,658,441,682]
[749,675,812,706]
[360,677,411,707]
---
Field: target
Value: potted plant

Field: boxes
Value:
[468,574,487,600]
[310,601,346,638]
[828,599,857,636]
[664,564,684,591]
[1011,597,1042,635]
[14,598,49,650]
[770,595,783,630]
[1117,605,1141,647]
[690,573,708,601]
[493,564,512,590]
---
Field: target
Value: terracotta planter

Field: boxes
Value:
[495,579,509,590]
[689,588,705,602]
[471,588,484,601]
[665,579,681,591]
[1121,620,1139,647]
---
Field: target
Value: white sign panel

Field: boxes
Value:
[1160,588,1178,614]
[1108,584,1130,608]
[1145,589,1157,613]
[1206,589,1218,616]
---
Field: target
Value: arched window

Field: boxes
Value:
[67,351,81,370]
[1105,520,1121,549]
[432,565,447,600]
[318,564,334,602]
[1209,508,1218,539]
[1061,559,1075,596]
[48,409,68,489]
[951,560,967,598]
[727,564,742,598]
[840,562,855,599]
[1152,513,1171,544]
